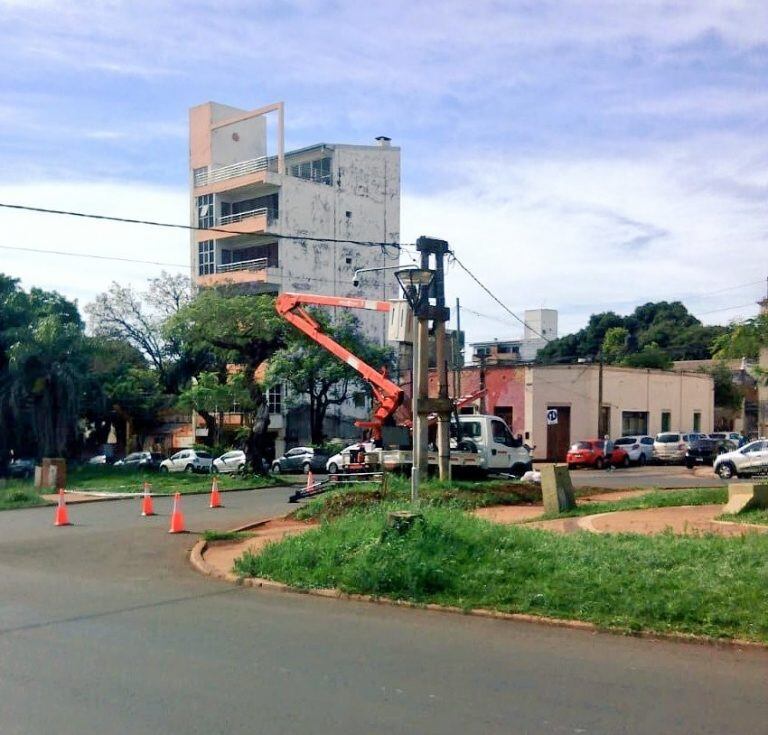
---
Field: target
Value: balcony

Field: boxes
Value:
[199,207,277,240]
[197,258,272,287]
[194,156,278,187]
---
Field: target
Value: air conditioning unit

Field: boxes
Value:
[387,300,413,343]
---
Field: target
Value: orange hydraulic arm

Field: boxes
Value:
[275,292,404,439]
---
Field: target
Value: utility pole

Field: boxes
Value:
[455,297,462,399]
[414,237,452,482]
[597,352,604,437]
[478,354,487,414]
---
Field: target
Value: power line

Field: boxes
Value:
[0,244,188,268]
[449,254,551,342]
[0,202,404,251]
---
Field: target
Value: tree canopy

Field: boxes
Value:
[538,301,727,367]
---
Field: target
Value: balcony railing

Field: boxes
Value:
[218,207,270,226]
[194,156,277,187]
[217,257,269,273]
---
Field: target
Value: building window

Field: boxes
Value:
[290,156,332,185]
[622,411,648,436]
[198,240,214,276]
[193,167,208,187]
[267,385,283,414]
[353,392,367,408]
[661,411,671,433]
[693,411,702,432]
[196,193,213,228]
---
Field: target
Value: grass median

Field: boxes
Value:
[65,466,283,494]
[719,508,768,526]
[0,484,49,510]
[236,501,768,643]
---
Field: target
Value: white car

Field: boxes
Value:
[713,439,768,480]
[159,449,213,474]
[613,435,655,466]
[212,450,246,474]
[326,442,374,474]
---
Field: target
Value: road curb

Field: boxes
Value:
[188,518,768,652]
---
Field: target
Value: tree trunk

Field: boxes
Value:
[246,401,271,474]
[197,409,218,447]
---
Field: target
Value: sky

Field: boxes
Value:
[1,0,767,343]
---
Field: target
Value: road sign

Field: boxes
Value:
[546,409,558,425]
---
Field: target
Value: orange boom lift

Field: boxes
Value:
[274,292,405,442]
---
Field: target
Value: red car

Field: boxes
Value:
[566,439,630,470]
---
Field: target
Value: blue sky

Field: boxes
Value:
[1,0,767,342]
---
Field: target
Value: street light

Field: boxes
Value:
[394,268,434,311]
[394,267,435,505]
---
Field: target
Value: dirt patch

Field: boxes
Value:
[203,518,316,577]
[473,505,544,523]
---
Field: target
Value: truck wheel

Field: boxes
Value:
[457,440,478,453]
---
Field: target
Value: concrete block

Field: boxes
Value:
[36,458,66,489]
[540,464,576,514]
[723,483,768,515]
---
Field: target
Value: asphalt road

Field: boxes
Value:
[1,486,765,735]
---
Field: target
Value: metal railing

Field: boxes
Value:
[194,156,276,187]
[217,257,269,273]
[218,207,269,226]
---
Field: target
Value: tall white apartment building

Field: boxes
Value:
[189,101,401,450]
[189,101,400,344]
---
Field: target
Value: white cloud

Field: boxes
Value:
[0,181,189,309]
[402,133,768,341]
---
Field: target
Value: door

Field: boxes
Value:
[546,406,571,461]
[488,418,515,470]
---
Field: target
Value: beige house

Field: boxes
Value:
[524,365,714,460]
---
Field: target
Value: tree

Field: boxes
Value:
[707,361,744,411]
[538,301,727,367]
[712,314,768,361]
[176,371,251,448]
[601,327,629,364]
[6,315,89,458]
[266,312,393,445]
[622,342,672,370]
[168,289,283,473]
[85,271,193,390]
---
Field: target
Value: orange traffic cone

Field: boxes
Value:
[141,481,155,517]
[306,470,315,493]
[209,475,222,509]
[54,488,70,526]
[168,492,186,534]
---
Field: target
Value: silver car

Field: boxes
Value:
[653,433,688,464]
[212,450,246,474]
[713,439,768,479]
[159,449,213,474]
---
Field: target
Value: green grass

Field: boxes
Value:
[201,529,253,542]
[0,483,49,510]
[65,465,283,495]
[235,504,768,643]
[292,475,543,522]
[533,487,728,521]
[718,508,768,526]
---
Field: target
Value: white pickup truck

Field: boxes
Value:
[339,414,533,478]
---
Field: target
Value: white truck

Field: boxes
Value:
[339,414,533,478]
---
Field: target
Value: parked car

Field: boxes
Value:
[159,449,212,474]
[566,439,629,470]
[684,436,726,468]
[113,452,165,471]
[8,458,35,479]
[325,442,375,474]
[613,435,655,466]
[652,433,689,464]
[271,446,329,474]
[212,450,246,475]
[713,439,768,479]
[88,454,108,465]
[709,432,745,448]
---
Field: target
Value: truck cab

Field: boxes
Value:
[456,415,532,476]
